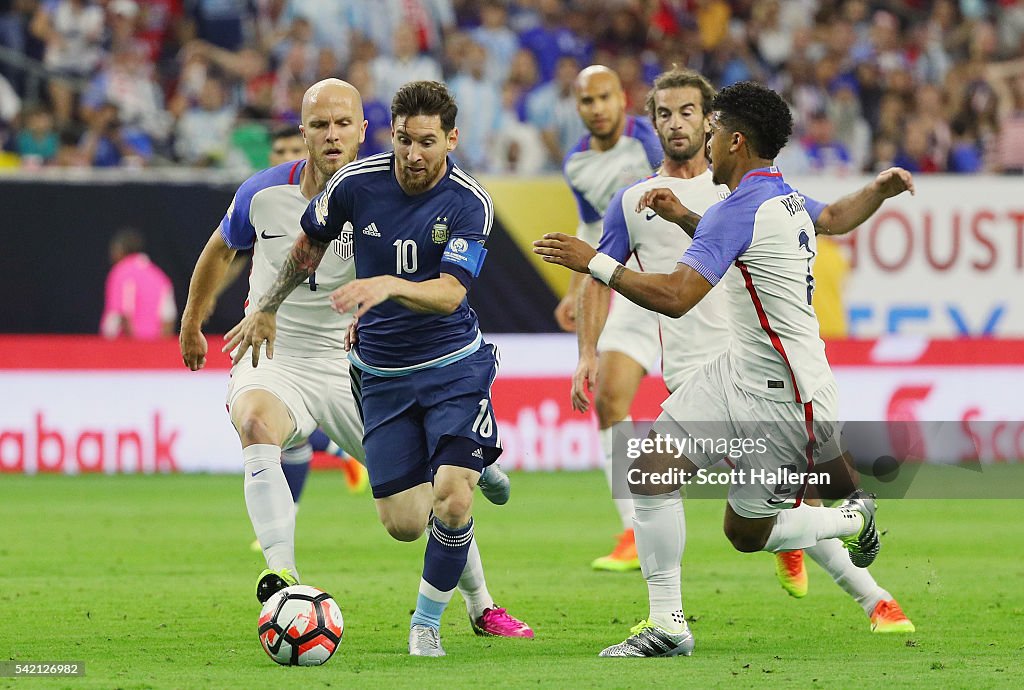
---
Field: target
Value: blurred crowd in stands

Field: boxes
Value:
[0,0,1023,175]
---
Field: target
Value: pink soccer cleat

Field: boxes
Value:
[470,606,535,638]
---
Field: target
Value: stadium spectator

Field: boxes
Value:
[470,1,518,84]
[449,38,501,170]
[13,102,57,166]
[802,111,853,175]
[79,101,152,166]
[488,80,547,175]
[29,0,105,125]
[371,27,442,105]
[173,73,237,166]
[518,0,590,82]
[526,54,584,169]
[101,227,176,340]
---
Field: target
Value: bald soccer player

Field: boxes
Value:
[180,80,531,641]
[558,65,663,571]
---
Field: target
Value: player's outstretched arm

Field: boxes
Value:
[180,229,238,371]
[572,276,611,413]
[533,233,713,318]
[222,233,329,367]
[815,167,915,236]
[330,274,467,319]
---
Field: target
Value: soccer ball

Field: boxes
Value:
[257,585,344,666]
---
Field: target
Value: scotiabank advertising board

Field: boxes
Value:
[789,175,1024,337]
[0,335,1021,474]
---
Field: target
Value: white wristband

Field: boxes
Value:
[588,253,623,285]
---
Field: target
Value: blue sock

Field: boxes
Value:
[280,443,312,503]
[410,517,474,629]
[307,429,331,452]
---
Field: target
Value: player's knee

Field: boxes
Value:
[381,515,426,542]
[594,393,630,429]
[432,488,473,529]
[724,524,769,553]
[236,413,277,445]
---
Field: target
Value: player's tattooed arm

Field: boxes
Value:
[256,233,330,313]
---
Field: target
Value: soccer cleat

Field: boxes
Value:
[870,599,916,634]
[775,550,808,598]
[598,619,695,657]
[255,567,298,604]
[469,606,534,638]
[477,463,510,505]
[340,455,369,494]
[840,490,881,567]
[591,529,641,571]
[409,624,446,657]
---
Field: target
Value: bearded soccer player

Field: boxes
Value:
[537,80,916,656]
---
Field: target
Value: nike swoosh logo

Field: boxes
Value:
[645,211,657,221]
[261,230,286,239]
[251,468,269,477]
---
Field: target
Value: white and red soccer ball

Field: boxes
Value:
[257,585,344,666]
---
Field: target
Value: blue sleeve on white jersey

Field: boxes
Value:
[563,139,601,225]
[301,168,353,243]
[596,187,632,263]
[440,173,494,290]
[631,118,664,169]
[679,200,754,285]
[801,193,826,225]
[218,175,260,250]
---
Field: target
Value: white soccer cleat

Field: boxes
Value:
[409,624,446,657]
[599,620,695,657]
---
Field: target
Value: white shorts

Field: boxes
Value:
[226,353,365,462]
[597,290,661,371]
[656,353,840,518]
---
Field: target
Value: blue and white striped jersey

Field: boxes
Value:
[300,152,493,375]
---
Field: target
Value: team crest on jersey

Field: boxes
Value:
[333,225,353,260]
[432,216,449,244]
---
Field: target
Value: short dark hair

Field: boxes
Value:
[391,81,458,132]
[271,124,301,142]
[111,227,144,255]
[645,68,716,120]
[711,81,793,160]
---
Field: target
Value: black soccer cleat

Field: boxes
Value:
[256,568,298,604]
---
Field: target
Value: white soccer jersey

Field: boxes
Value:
[563,116,663,246]
[679,166,833,403]
[599,170,734,390]
[219,160,355,357]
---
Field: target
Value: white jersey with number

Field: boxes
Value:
[679,167,833,403]
[219,160,355,357]
[598,169,735,390]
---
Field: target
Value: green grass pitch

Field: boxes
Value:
[2,469,1022,689]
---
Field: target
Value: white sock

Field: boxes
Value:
[601,416,635,529]
[763,503,863,552]
[806,538,890,615]
[633,491,686,633]
[243,444,298,577]
[457,538,494,620]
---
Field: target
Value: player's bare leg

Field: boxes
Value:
[592,350,646,571]
[232,389,302,602]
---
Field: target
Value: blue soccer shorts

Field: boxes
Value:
[352,344,503,498]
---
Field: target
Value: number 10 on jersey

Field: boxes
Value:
[394,240,418,275]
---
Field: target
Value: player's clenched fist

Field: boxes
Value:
[533,233,597,273]
[223,310,277,367]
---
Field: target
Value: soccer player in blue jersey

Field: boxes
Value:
[224,80,531,656]
[536,80,915,656]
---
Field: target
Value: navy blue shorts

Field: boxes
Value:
[352,344,503,498]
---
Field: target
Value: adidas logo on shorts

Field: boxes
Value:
[472,448,485,459]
